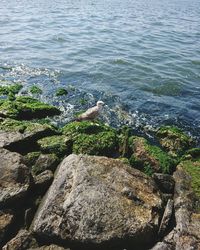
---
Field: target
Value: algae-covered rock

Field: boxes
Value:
[29,86,43,95]
[32,153,60,175]
[0,119,58,152]
[56,88,68,96]
[156,126,193,156]
[0,96,61,119]
[0,83,23,96]
[62,121,119,157]
[0,148,31,207]
[32,154,162,249]
[178,159,200,204]
[37,135,72,157]
[129,136,176,175]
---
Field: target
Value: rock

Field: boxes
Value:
[129,136,176,175]
[32,154,60,175]
[31,245,70,250]
[62,121,119,157]
[32,154,162,249]
[151,166,200,250]
[0,96,61,120]
[2,229,38,250]
[153,173,175,194]
[33,170,54,193]
[37,135,72,157]
[158,199,174,237]
[0,148,31,207]
[0,210,14,246]
[0,119,57,153]
[156,126,193,157]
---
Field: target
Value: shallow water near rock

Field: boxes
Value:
[0,0,200,143]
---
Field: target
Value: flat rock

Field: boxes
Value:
[0,148,31,207]
[32,154,162,249]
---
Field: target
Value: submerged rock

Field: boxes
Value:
[0,119,57,153]
[32,154,162,249]
[129,136,176,175]
[0,96,60,120]
[156,126,193,157]
[0,148,31,207]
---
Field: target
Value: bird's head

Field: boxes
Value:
[96,101,105,108]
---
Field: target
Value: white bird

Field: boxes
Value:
[76,101,105,121]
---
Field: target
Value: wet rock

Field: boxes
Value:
[2,229,38,250]
[0,119,57,153]
[153,173,175,194]
[0,148,31,207]
[0,210,14,246]
[37,135,72,157]
[0,96,61,120]
[32,154,162,249]
[62,121,119,157]
[129,136,175,175]
[32,154,60,175]
[156,126,193,157]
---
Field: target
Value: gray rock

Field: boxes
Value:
[32,154,162,249]
[151,166,200,250]
[2,229,38,250]
[32,154,59,175]
[30,245,70,250]
[0,148,31,207]
[153,173,175,194]
[33,170,54,192]
[158,199,174,237]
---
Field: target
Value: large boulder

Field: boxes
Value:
[0,148,31,207]
[0,96,60,120]
[32,154,162,249]
[0,119,57,153]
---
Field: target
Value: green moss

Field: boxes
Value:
[62,121,119,157]
[0,83,23,97]
[129,136,176,174]
[73,131,118,156]
[0,96,61,119]
[56,88,68,96]
[0,118,57,135]
[180,160,200,200]
[156,126,192,156]
[37,135,72,157]
[23,152,41,167]
[30,86,43,95]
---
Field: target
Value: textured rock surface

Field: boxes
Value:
[153,173,175,194]
[2,230,38,250]
[0,119,57,152]
[0,148,31,207]
[31,245,70,250]
[151,166,200,250]
[32,154,162,249]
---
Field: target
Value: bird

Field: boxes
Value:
[75,101,105,121]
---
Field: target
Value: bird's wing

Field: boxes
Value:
[78,106,99,120]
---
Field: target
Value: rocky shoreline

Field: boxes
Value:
[0,84,199,249]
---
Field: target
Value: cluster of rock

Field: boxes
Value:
[0,85,199,249]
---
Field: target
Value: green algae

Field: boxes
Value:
[56,88,68,96]
[37,135,72,157]
[129,136,176,175]
[156,126,192,156]
[30,86,43,95]
[0,83,23,96]
[0,96,61,119]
